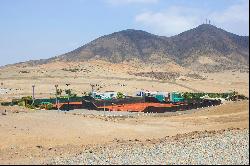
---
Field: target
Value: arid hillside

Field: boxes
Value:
[11,24,249,73]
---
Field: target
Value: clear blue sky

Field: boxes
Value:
[0,0,249,66]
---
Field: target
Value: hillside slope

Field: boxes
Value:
[13,24,249,72]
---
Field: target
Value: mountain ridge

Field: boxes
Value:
[10,24,249,72]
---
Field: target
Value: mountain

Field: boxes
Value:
[168,24,249,71]
[58,29,172,63]
[17,24,249,72]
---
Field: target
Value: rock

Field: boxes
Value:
[36,145,43,149]
[47,129,249,165]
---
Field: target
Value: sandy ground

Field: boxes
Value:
[0,60,249,102]
[0,61,249,164]
[0,100,248,164]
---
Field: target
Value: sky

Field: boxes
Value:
[0,0,249,66]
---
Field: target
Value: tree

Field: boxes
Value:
[71,93,77,97]
[182,92,193,99]
[21,96,32,107]
[232,91,238,96]
[88,92,92,96]
[56,89,63,96]
[65,89,72,96]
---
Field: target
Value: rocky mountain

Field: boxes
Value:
[58,29,172,63]
[168,24,249,71]
[18,24,249,72]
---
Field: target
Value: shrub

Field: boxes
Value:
[71,93,77,97]
[65,89,72,96]
[46,103,53,110]
[21,96,32,100]
[26,104,36,109]
[18,101,25,106]
[39,102,53,110]
[19,70,29,73]
[56,89,63,96]
[117,92,125,99]
[62,68,79,72]
[39,104,46,109]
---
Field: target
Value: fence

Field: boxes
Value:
[28,97,84,106]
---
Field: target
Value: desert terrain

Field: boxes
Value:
[0,60,249,164]
[0,1,249,164]
[0,60,248,102]
[0,99,248,164]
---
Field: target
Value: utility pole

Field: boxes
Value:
[66,83,70,111]
[90,84,95,97]
[55,84,59,111]
[32,85,35,105]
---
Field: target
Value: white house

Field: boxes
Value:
[92,91,117,100]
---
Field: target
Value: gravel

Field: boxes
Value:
[48,129,249,165]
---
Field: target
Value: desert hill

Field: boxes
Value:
[33,24,249,72]
[12,24,249,73]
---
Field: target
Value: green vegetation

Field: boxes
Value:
[18,101,25,107]
[18,96,32,107]
[64,89,77,97]
[181,92,235,100]
[88,92,92,96]
[40,102,53,110]
[117,92,125,99]
[21,96,32,100]
[65,89,72,96]
[11,99,21,105]
[71,93,77,97]
[82,92,88,96]
[9,96,42,110]
[56,89,63,96]
[26,104,36,109]
[4,96,36,109]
